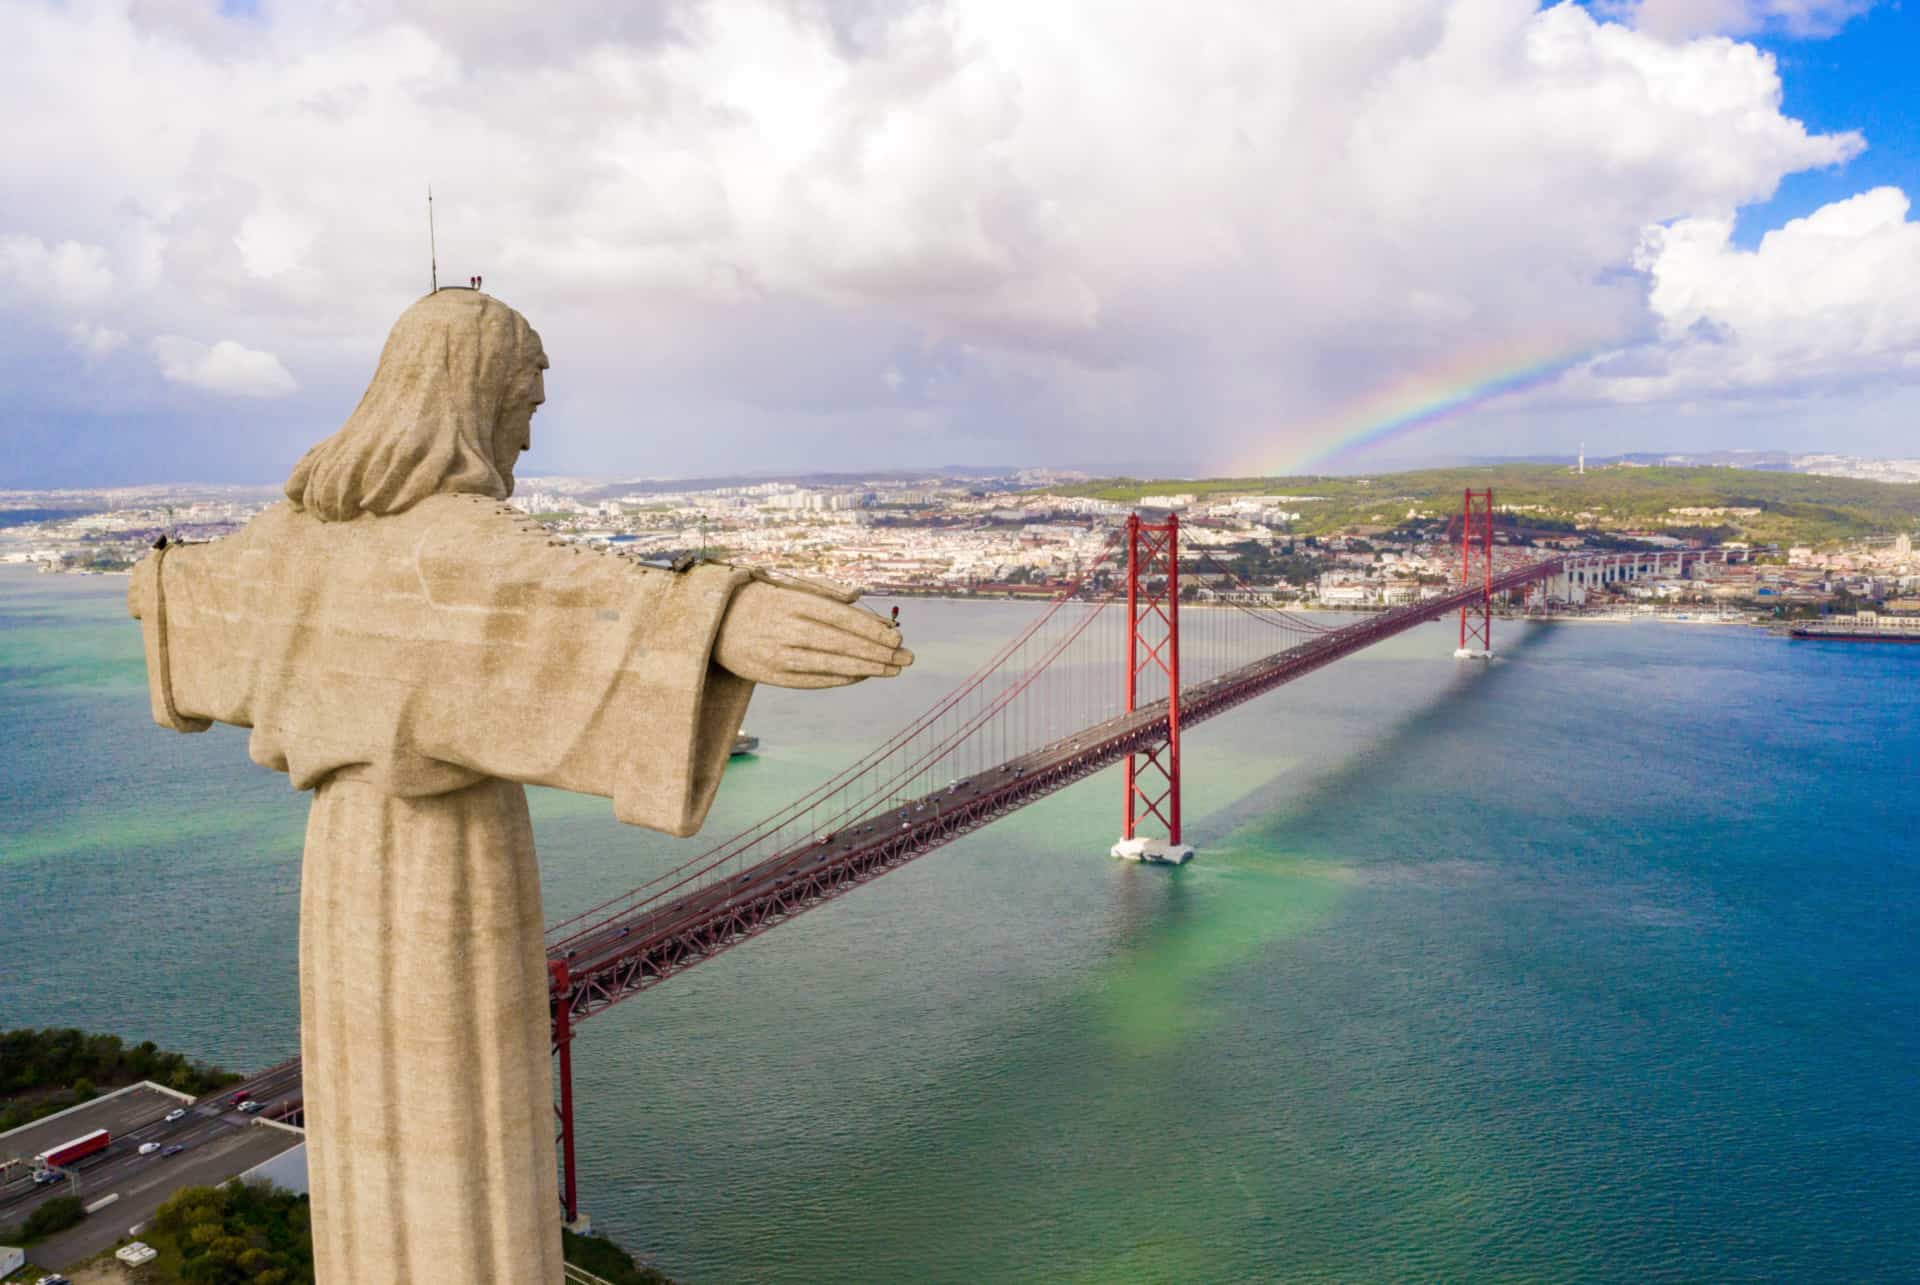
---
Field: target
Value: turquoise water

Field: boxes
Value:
[3,567,1916,1281]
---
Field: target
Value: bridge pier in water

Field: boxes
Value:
[1110,511,1194,865]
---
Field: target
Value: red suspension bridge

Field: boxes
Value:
[212,491,1762,1225]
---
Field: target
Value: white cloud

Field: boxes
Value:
[0,0,1903,475]
[1602,0,1874,40]
[152,336,299,397]
[67,321,130,357]
[0,235,116,310]
[235,205,318,280]
[1587,187,1920,399]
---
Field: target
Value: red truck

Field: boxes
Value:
[36,1128,110,1170]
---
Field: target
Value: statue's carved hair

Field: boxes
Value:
[286,291,542,522]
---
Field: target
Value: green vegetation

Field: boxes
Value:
[1058,464,1920,546]
[563,1228,677,1284]
[1,1194,85,1245]
[1215,538,1331,587]
[65,552,136,572]
[148,1180,312,1284]
[0,1028,242,1132]
[116,1183,677,1285]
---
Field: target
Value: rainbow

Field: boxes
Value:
[1242,342,1596,477]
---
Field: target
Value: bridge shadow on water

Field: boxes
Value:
[1090,618,1562,1055]
[736,622,1574,1283]
[1212,622,1557,848]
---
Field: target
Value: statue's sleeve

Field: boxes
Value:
[127,544,222,735]
[406,514,758,836]
[129,501,761,838]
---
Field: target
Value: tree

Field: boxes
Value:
[21,1194,86,1240]
[152,1181,314,1284]
[0,1028,242,1132]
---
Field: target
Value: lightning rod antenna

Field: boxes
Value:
[428,185,438,292]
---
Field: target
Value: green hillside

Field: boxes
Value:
[1056,465,1920,545]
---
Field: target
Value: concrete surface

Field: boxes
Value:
[1,1084,303,1273]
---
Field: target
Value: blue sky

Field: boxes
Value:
[2,0,1918,487]
[1731,4,1919,243]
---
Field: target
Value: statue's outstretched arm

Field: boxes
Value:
[713,580,913,689]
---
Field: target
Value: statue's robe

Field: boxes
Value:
[130,494,754,1285]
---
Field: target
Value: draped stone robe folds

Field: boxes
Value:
[129,495,756,1284]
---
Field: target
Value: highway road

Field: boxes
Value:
[0,1070,306,1272]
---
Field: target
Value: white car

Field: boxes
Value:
[138,1142,161,1155]
[164,1107,187,1123]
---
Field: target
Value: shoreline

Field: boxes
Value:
[869,587,1778,628]
[0,564,1798,632]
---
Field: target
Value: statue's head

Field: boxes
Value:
[285,290,549,521]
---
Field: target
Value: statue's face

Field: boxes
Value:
[494,344,549,489]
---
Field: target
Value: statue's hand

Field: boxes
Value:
[713,581,914,689]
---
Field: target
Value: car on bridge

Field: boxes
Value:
[165,1107,187,1123]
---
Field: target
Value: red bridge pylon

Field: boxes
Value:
[1455,487,1494,660]
[551,959,586,1232]
[1111,511,1194,865]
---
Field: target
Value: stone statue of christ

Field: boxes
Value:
[128,290,911,1284]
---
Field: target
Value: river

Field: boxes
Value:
[2,566,1916,1281]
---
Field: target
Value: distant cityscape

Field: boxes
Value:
[1601,451,1920,485]
[6,455,1918,622]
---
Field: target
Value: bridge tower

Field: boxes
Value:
[1455,488,1494,660]
[550,961,588,1233]
[1110,511,1194,865]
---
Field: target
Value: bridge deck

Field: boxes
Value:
[552,558,1566,1021]
[178,534,1782,1232]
